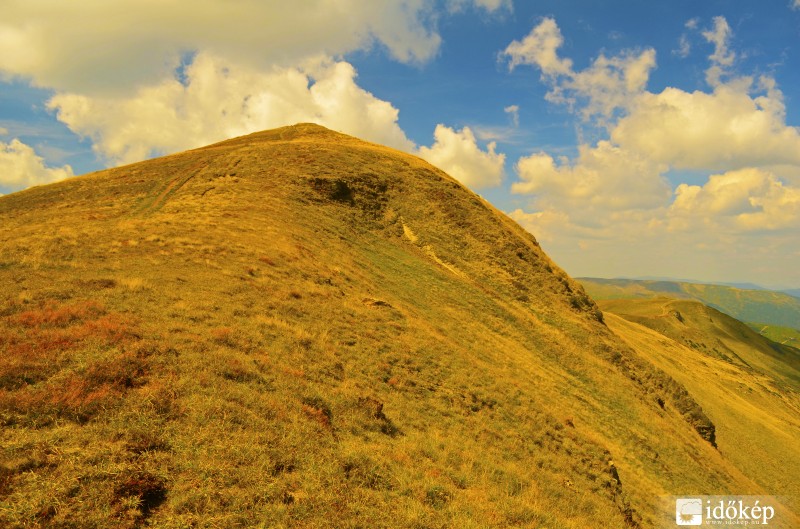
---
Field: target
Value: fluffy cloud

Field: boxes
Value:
[670,168,800,232]
[0,139,74,190]
[48,54,414,165]
[561,49,656,120]
[47,52,506,187]
[674,18,700,59]
[702,16,736,86]
[512,141,670,213]
[507,17,800,213]
[0,1,441,95]
[611,79,800,171]
[447,0,512,13]
[503,18,656,120]
[503,18,573,76]
[3,1,509,188]
[504,16,800,285]
[508,208,582,243]
[505,17,800,176]
[702,16,735,66]
[508,207,662,245]
[417,125,505,189]
[508,201,800,286]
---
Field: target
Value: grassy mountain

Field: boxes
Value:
[599,298,800,512]
[0,124,796,528]
[579,277,800,330]
[747,323,800,349]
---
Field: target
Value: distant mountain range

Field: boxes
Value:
[619,276,800,299]
[578,277,800,330]
[783,288,800,299]
[625,276,769,290]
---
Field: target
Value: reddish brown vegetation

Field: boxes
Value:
[301,396,333,429]
[0,298,149,424]
[12,299,105,328]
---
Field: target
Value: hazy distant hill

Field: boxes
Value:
[1,124,797,527]
[783,288,800,299]
[628,276,768,291]
[579,277,800,329]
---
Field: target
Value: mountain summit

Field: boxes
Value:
[1,124,796,527]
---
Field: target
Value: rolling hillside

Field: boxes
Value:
[599,298,800,513]
[579,277,800,330]
[746,323,800,349]
[1,124,796,528]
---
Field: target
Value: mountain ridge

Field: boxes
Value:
[598,297,800,507]
[1,123,795,527]
[578,277,800,330]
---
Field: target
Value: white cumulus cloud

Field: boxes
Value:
[3,0,513,190]
[503,18,656,120]
[0,139,74,190]
[48,54,414,166]
[503,16,800,285]
[503,18,573,76]
[417,125,505,189]
[670,168,800,232]
[561,49,656,120]
[512,141,670,213]
[0,0,442,96]
[611,78,800,172]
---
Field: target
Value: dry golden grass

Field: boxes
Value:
[600,298,800,514]
[0,123,796,528]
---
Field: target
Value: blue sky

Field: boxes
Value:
[2,1,800,288]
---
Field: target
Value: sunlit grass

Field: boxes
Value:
[0,124,796,527]
[600,298,800,518]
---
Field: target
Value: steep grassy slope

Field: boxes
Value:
[579,277,800,329]
[0,124,792,528]
[747,322,800,348]
[599,298,800,383]
[600,298,800,513]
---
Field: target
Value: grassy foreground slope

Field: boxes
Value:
[0,124,790,528]
[600,298,800,514]
[579,278,800,330]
